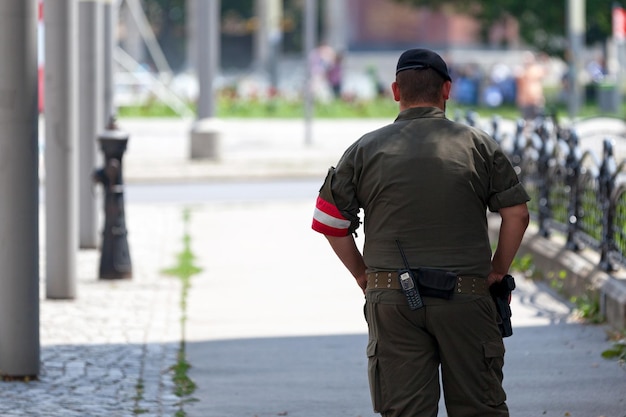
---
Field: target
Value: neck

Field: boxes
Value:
[400,102,444,112]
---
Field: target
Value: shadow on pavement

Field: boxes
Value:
[186,333,376,417]
[185,322,626,417]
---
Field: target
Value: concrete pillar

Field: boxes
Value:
[567,0,585,119]
[255,0,282,87]
[304,0,317,146]
[103,0,118,123]
[267,0,282,89]
[78,0,103,249]
[45,0,78,299]
[255,0,268,70]
[190,0,221,160]
[612,6,626,111]
[323,0,348,52]
[186,0,198,72]
[0,0,40,378]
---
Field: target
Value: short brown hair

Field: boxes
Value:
[395,68,446,105]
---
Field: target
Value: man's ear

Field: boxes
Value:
[392,81,401,102]
[442,80,452,100]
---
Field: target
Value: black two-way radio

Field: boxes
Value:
[395,240,424,310]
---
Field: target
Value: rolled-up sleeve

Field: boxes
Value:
[487,150,531,212]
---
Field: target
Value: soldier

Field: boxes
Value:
[312,48,530,417]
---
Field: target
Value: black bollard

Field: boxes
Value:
[93,124,132,279]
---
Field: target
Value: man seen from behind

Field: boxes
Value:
[311,48,530,417]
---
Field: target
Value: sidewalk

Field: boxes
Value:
[2,117,625,416]
[121,117,386,183]
[182,199,626,417]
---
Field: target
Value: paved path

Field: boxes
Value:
[183,199,626,417]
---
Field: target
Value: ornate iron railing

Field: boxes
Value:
[459,112,626,272]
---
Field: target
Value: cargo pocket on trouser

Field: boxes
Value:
[367,338,385,413]
[482,339,507,406]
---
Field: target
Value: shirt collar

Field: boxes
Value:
[394,106,446,122]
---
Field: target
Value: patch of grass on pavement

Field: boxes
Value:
[162,208,202,416]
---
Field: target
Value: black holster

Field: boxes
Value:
[490,275,516,337]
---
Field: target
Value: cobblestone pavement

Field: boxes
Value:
[0,205,185,417]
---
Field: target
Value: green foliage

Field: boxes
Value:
[602,342,626,360]
[613,190,626,256]
[161,208,201,416]
[220,0,254,18]
[162,235,203,282]
[218,96,309,118]
[117,102,181,118]
[132,378,149,415]
[602,330,626,369]
[548,269,568,293]
[579,185,604,242]
[172,348,197,399]
[570,292,605,324]
[511,253,535,276]
[117,93,624,120]
[548,181,569,225]
[118,95,401,119]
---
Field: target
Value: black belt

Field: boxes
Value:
[366,271,490,296]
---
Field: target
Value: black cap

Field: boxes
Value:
[395,48,451,81]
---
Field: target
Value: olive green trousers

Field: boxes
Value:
[364,289,509,417]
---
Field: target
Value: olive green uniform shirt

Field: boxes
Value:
[320,106,530,277]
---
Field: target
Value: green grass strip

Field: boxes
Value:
[162,208,202,416]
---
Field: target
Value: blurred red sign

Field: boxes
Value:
[613,6,626,41]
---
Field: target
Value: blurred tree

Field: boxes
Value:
[221,0,254,17]
[392,0,617,56]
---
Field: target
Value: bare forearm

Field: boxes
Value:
[491,204,530,283]
[325,235,368,292]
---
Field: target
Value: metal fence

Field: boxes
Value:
[460,112,626,272]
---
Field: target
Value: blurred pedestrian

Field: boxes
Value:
[311,48,530,417]
[327,51,344,99]
[515,51,546,120]
[309,42,335,101]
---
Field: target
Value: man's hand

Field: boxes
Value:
[355,273,367,294]
[487,272,507,287]
[325,235,368,293]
